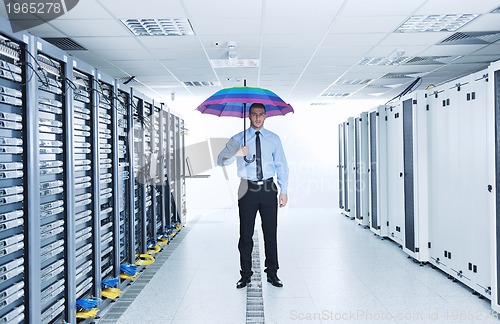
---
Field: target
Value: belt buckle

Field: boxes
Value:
[256,180,264,185]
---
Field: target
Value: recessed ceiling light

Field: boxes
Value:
[395,14,478,33]
[358,56,410,66]
[183,81,220,87]
[121,19,195,36]
[210,59,260,68]
[337,79,372,85]
[321,93,350,97]
[310,102,336,106]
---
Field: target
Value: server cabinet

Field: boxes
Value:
[35,38,76,324]
[115,85,133,267]
[343,117,355,219]
[131,90,147,255]
[386,103,404,245]
[386,94,429,261]
[159,105,171,233]
[70,57,100,322]
[490,60,500,313]
[0,28,29,324]
[367,106,389,237]
[428,70,490,297]
[96,72,120,301]
[355,113,369,227]
[338,123,344,210]
[151,103,162,245]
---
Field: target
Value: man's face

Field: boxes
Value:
[249,107,266,129]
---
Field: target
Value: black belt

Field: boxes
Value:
[243,178,273,185]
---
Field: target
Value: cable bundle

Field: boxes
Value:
[75,297,100,319]
[101,277,119,289]
[135,253,155,266]
[120,263,138,280]
[102,287,121,300]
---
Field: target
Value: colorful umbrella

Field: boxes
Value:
[196,80,294,162]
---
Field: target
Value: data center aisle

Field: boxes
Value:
[112,208,498,324]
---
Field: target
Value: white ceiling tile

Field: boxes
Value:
[472,44,500,55]
[322,33,387,47]
[100,48,152,60]
[57,0,113,19]
[459,14,500,32]
[265,0,344,18]
[364,45,429,57]
[262,34,324,47]
[452,55,500,64]
[314,46,371,58]
[190,18,261,35]
[184,0,262,18]
[330,16,408,34]
[137,36,201,50]
[260,57,309,67]
[72,36,140,50]
[261,47,316,59]
[379,32,452,46]
[420,44,488,56]
[97,0,188,19]
[263,17,333,35]
[340,0,427,16]
[160,59,212,68]
[49,19,130,37]
[415,0,500,15]
[150,48,208,60]
[111,60,165,70]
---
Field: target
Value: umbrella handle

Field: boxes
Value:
[244,155,255,163]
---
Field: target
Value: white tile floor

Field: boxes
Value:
[115,208,499,324]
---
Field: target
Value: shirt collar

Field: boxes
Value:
[250,127,265,135]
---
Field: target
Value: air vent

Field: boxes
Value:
[210,58,260,68]
[404,56,452,65]
[43,37,87,51]
[439,31,500,45]
[183,81,219,87]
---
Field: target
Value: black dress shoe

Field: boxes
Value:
[236,276,251,289]
[267,275,283,287]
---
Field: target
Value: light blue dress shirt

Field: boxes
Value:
[217,127,289,194]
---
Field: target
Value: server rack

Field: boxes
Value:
[355,113,369,228]
[158,104,170,235]
[150,103,162,247]
[0,26,29,324]
[490,60,500,313]
[343,117,355,219]
[96,72,120,304]
[386,102,404,246]
[70,57,100,322]
[116,84,134,267]
[427,70,490,297]
[34,37,76,324]
[131,90,147,256]
[367,106,389,237]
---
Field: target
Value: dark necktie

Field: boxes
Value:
[255,131,263,180]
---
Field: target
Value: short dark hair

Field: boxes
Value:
[249,103,266,113]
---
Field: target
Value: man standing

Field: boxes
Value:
[217,103,289,289]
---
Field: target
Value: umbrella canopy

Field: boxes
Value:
[196,86,294,117]
[196,82,294,163]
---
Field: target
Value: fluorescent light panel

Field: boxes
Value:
[395,14,478,33]
[121,19,194,36]
[210,59,260,68]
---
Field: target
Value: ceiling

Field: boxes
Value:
[2,0,500,107]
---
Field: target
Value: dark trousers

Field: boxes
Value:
[237,179,279,278]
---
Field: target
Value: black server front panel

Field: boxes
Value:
[71,62,98,318]
[97,77,117,284]
[117,88,132,265]
[36,45,69,324]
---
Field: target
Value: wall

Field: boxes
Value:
[173,98,385,210]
